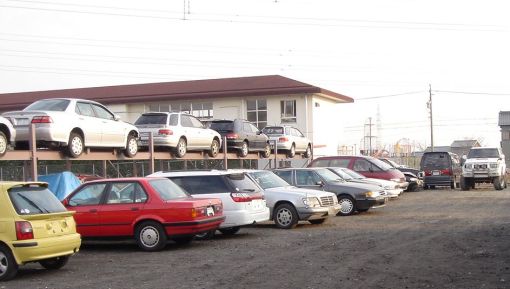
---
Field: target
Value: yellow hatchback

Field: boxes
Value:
[0,182,81,281]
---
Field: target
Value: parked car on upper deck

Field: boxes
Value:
[208,119,271,158]
[0,182,81,281]
[0,116,16,157]
[273,167,387,216]
[261,125,312,158]
[2,98,139,158]
[244,170,340,229]
[134,112,222,158]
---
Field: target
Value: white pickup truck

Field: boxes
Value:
[460,147,507,190]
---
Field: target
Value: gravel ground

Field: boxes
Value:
[3,186,510,289]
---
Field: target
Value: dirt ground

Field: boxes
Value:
[4,186,510,289]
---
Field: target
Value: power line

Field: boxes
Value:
[433,90,510,96]
[356,91,425,100]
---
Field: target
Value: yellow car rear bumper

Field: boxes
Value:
[9,233,81,265]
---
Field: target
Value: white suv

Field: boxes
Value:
[461,147,507,190]
[148,170,270,238]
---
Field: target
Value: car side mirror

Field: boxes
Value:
[256,131,262,135]
[62,199,69,206]
[316,181,324,187]
[368,167,374,172]
[114,114,121,121]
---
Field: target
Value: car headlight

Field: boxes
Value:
[384,185,391,190]
[490,163,498,169]
[365,191,375,198]
[303,197,320,207]
[465,164,473,169]
[410,177,417,182]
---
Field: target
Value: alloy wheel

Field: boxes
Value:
[0,251,7,277]
[276,208,293,226]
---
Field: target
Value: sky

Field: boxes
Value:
[1,0,510,150]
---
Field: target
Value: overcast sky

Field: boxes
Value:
[1,0,510,149]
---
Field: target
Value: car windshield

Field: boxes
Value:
[262,127,284,135]
[328,168,353,180]
[467,148,500,158]
[315,168,344,182]
[383,159,399,168]
[341,169,367,179]
[227,174,261,193]
[149,178,190,201]
[369,158,394,170]
[8,185,67,215]
[24,99,70,111]
[249,171,290,189]
[210,121,234,132]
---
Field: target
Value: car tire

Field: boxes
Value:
[0,244,18,281]
[208,139,220,157]
[460,176,470,191]
[304,144,312,158]
[135,221,167,251]
[174,137,187,158]
[218,227,241,235]
[287,144,296,158]
[195,230,215,240]
[274,203,299,229]
[337,195,356,216]
[308,218,327,225]
[172,236,194,245]
[123,133,138,158]
[67,132,84,158]
[39,255,70,270]
[494,176,505,190]
[261,143,271,158]
[0,131,7,157]
[238,141,248,157]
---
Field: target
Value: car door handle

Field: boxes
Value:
[131,207,139,211]
[89,209,98,213]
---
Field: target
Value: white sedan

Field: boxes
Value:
[2,98,139,158]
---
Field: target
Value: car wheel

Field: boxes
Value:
[261,143,271,158]
[287,144,296,158]
[304,144,312,158]
[0,244,18,281]
[308,218,327,225]
[208,139,220,157]
[337,195,356,216]
[0,131,7,157]
[494,176,505,190]
[218,227,241,235]
[67,132,84,158]
[238,141,248,157]
[135,221,167,251]
[174,138,187,158]
[123,134,138,157]
[39,255,70,270]
[460,176,470,191]
[172,236,194,245]
[274,203,298,229]
[195,230,215,240]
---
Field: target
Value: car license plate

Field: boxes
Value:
[251,199,263,210]
[15,118,29,125]
[206,206,215,216]
[433,171,440,176]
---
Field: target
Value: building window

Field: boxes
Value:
[502,130,510,141]
[281,100,296,123]
[146,102,213,119]
[246,99,267,129]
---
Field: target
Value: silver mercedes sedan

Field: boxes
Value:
[2,98,139,158]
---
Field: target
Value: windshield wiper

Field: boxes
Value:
[17,193,50,214]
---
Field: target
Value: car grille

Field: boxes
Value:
[320,196,335,207]
[474,164,488,170]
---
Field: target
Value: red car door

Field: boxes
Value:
[65,182,108,237]
[98,181,147,237]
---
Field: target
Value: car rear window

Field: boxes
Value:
[262,127,284,135]
[209,121,234,132]
[135,114,168,125]
[226,173,262,193]
[24,99,70,112]
[8,185,67,215]
[421,153,451,169]
[148,179,189,200]
[170,176,231,195]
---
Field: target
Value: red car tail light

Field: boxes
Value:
[31,116,53,123]
[230,192,264,202]
[15,221,34,240]
[441,169,451,175]
[424,170,432,176]
[226,133,238,140]
[191,207,206,218]
[278,137,289,142]
[158,129,173,135]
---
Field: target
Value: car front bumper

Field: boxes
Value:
[297,203,341,220]
[10,233,81,265]
[356,197,387,210]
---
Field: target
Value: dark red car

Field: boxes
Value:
[62,177,224,251]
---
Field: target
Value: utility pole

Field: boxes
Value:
[363,117,376,156]
[428,84,434,152]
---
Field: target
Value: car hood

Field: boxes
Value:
[264,186,335,198]
[360,178,399,188]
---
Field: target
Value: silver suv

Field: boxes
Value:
[245,170,340,229]
[135,112,222,158]
[262,125,312,158]
[461,147,507,190]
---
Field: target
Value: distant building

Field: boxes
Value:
[450,140,481,157]
[498,111,510,166]
[423,146,452,153]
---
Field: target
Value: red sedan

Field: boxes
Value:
[62,177,224,251]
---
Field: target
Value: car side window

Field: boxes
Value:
[310,159,330,167]
[181,115,194,127]
[294,128,305,137]
[92,104,115,120]
[249,123,260,134]
[69,183,107,206]
[296,171,322,186]
[243,123,252,133]
[169,114,179,126]
[170,176,230,194]
[330,159,350,167]
[106,182,147,204]
[354,159,381,172]
[189,116,204,128]
[274,170,293,184]
[76,102,95,117]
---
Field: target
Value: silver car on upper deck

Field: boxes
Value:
[2,98,139,158]
[261,125,312,158]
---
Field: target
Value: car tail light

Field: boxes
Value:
[214,204,222,213]
[278,137,289,142]
[230,192,264,202]
[15,221,34,240]
[31,116,53,123]
[191,207,206,218]
[424,170,431,176]
[441,169,451,175]
[158,129,173,135]
[226,133,238,140]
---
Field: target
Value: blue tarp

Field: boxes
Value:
[39,171,82,200]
